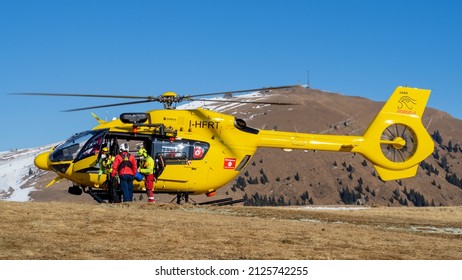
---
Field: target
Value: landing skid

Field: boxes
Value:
[170,193,197,205]
[68,185,122,204]
[86,188,113,203]
[198,197,245,206]
[171,194,245,206]
[69,186,243,206]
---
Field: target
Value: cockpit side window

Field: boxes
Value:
[76,130,108,161]
[49,130,108,162]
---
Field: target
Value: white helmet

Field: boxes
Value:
[119,142,129,152]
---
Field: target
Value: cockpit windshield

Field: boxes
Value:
[49,130,107,162]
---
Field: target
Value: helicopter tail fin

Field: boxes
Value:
[357,86,434,180]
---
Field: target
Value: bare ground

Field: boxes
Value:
[1,201,461,260]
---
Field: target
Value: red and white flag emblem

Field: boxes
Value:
[223,158,236,169]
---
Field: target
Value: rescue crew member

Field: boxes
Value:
[97,147,119,203]
[111,142,137,202]
[138,148,155,203]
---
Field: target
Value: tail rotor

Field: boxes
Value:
[380,123,416,163]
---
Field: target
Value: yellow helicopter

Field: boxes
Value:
[19,85,434,203]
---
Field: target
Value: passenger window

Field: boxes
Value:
[152,139,209,164]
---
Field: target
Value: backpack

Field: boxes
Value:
[154,154,166,178]
[118,153,133,172]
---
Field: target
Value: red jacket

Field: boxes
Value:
[112,152,137,177]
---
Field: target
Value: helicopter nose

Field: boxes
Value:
[34,151,52,171]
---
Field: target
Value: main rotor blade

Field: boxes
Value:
[12,85,301,111]
[12,85,300,100]
[186,85,301,98]
[63,100,157,112]
[190,98,298,106]
[11,92,152,99]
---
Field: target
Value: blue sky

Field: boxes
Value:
[1,0,461,151]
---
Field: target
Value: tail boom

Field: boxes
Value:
[257,130,364,152]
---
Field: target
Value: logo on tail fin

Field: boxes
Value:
[397,96,417,115]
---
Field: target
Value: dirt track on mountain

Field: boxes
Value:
[1,201,462,260]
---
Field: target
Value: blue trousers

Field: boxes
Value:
[119,174,134,202]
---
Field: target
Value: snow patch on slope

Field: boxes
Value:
[0,145,54,201]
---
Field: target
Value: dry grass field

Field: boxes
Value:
[1,201,462,260]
